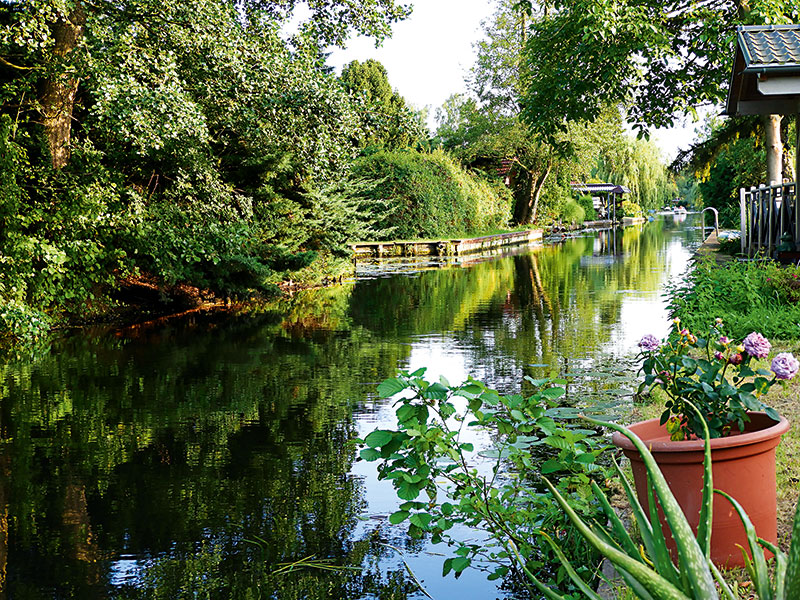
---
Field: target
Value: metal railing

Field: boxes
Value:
[740,181,798,256]
[702,207,719,239]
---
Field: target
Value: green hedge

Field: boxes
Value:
[349,148,511,240]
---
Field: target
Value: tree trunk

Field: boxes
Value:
[528,161,551,223]
[40,1,86,170]
[764,114,783,185]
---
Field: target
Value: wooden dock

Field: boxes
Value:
[350,229,543,259]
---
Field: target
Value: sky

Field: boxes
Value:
[325,0,710,163]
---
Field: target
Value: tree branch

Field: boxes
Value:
[0,55,37,71]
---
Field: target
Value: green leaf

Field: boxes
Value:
[364,430,393,448]
[378,377,408,398]
[389,510,409,524]
[359,448,381,461]
[451,556,471,574]
[541,459,564,474]
[409,513,433,529]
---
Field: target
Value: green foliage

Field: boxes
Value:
[349,149,511,240]
[530,410,800,600]
[667,258,800,340]
[520,0,799,144]
[576,194,597,221]
[766,264,800,304]
[637,322,783,439]
[0,0,417,340]
[361,370,609,591]
[559,197,585,226]
[621,200,643,219]
[340,59,426,150]
[697,133,765,227]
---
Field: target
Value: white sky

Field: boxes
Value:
[326,0,709,163]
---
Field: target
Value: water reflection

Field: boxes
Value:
[0,217,701,598]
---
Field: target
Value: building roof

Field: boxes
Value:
[739,25,800,72]
[725,24,800,116]
[571,183,630,195]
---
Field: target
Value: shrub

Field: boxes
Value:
[559,198,585,226]
[667,258,800,340]
[349,148,511,240]
[621,199,643,219]
[575,194,596,221]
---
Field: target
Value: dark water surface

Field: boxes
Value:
[0,216,702,599]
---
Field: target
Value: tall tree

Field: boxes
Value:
[519,0,798,149]
[340,59,425,149]
[0,0,411,170]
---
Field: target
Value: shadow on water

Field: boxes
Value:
[0,217,702,599]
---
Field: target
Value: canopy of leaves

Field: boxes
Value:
[519,0,800,144]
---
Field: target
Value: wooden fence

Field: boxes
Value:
[740,182,799,257]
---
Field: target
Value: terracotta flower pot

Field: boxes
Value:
[611,412,789,568]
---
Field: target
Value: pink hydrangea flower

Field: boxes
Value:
[743,332,771,358]
[638,334,660,352]
[772,353,800,380]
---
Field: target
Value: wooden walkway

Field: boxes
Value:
[350,229,543,259]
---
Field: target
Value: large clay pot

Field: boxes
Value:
[612,412,789,568]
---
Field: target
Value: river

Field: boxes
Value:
[0,215,702,599]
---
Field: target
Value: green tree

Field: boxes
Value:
[519,0,799,144]
[340,59,425,149]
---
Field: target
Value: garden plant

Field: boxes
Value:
[637,319,798,440]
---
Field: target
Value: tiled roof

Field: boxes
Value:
[739,25,800,71]
[571,183,630,194]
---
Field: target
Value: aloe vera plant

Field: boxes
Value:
[530,408,800,599]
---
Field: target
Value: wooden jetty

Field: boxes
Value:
[350,229,543,259]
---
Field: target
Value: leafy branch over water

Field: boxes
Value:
[359,369,611,593]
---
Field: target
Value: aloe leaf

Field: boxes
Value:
[716,490,774,600]
[758,540,787,600]
[695,410,714,559]
[646,475,683,590]
[612,456,656,557]
[784,496,800,600]
[614,565,658,600]
[538,531,605,600]
[506,539,567,600]
[582,415,718,599]
[708,561,740,600]
[590,479,641,560]
[542,477,692,600]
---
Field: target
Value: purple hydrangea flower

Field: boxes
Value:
[772,353,800,380]
[638,334,660,352]
[743,332,771,358]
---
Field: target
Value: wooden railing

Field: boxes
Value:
[740,182,798,256]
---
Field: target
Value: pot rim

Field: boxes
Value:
[611,411,790,453]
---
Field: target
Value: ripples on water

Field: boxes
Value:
[0,216,704,598]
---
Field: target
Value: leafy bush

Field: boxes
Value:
[559,198,585,226]
[575,194,596,221]
[668,258,800,340]
[360,370,608,592]
[349,148,511,240]
[621,199,643,219]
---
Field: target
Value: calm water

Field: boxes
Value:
[0,216,702,599]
